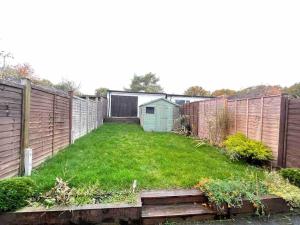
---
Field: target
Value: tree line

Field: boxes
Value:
[116,73,300,98]
[1,52,299,98]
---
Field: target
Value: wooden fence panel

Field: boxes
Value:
[181,95,282,165]
[235,100,247,134]
[29,88,54,168]
[198,97,226,140]
[261,96,281,161]
[71,97,106,143]
[0,82,23,178]
[284,98,300,167]
[247,98,262,140]
[53,95,70,153]
[227,100,236,135]
[1,79,109,178]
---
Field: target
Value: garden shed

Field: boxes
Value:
[139,98,179,132]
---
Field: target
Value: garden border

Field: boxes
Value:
[0,194,290,225]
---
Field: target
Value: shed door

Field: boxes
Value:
[111,95,138,117]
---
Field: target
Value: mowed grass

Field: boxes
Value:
[31,123,263,193]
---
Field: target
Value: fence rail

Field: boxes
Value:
[180,95,300,168]
[0,79,107,178]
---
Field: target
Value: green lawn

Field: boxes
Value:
[31,123,263,195]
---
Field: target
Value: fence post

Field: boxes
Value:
[68,91,74,144]
[20,78,31,176]
[260,97,264,141]
[86,96,89,133]
[246,99,249,137]
[277,95,288,167]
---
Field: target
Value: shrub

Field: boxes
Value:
[265,171,300,208]
[194,178,268,214]
[0,177,36,212]
[223,133,273,164]
[280,168,300,187]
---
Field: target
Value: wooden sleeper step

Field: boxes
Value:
[141,189,207,205]
[142,203,216,225]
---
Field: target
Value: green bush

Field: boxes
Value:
[280,168,300,187]
[0,177,36,212]
[223,133,273,164]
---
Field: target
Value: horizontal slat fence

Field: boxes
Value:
[181,95,284,166]
[0,79,107,178]
[71,97,107,142]
[0,81,23,178]
[198,97,226,141]
[280,98,300,168]
[227,96,282,162]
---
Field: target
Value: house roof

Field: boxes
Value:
[108,89,214,98]
[139,98,179,107]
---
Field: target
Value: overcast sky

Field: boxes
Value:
[0,0,299,94]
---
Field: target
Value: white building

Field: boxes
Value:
[107,90,213,117]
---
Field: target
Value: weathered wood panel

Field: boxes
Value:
[181,95,282,165]
[197,97,226,141]
[29,88,54,168]
[71,97,106,142]
[29,87,70,168]
[0,82,23,178]
[53,95,70,153]
[284,98,300,167]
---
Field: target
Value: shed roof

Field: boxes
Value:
[139,98,179,107]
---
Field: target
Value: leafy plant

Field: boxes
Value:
[223,133,273,164]
[280,168,300,187]
[265,171,300,208]
[195,178,268,215]
[0,177,36,212]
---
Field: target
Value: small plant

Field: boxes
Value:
[280,168,300,187]
[0,177,36,212]
[223,133,273,165]
[40,177,73,207]
[265,171,300,208]
[173,115,192,136]
[207,109,230,146]
[194,178,268,215]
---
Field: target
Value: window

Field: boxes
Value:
[175,100,186,105]
[146,107,155,114]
